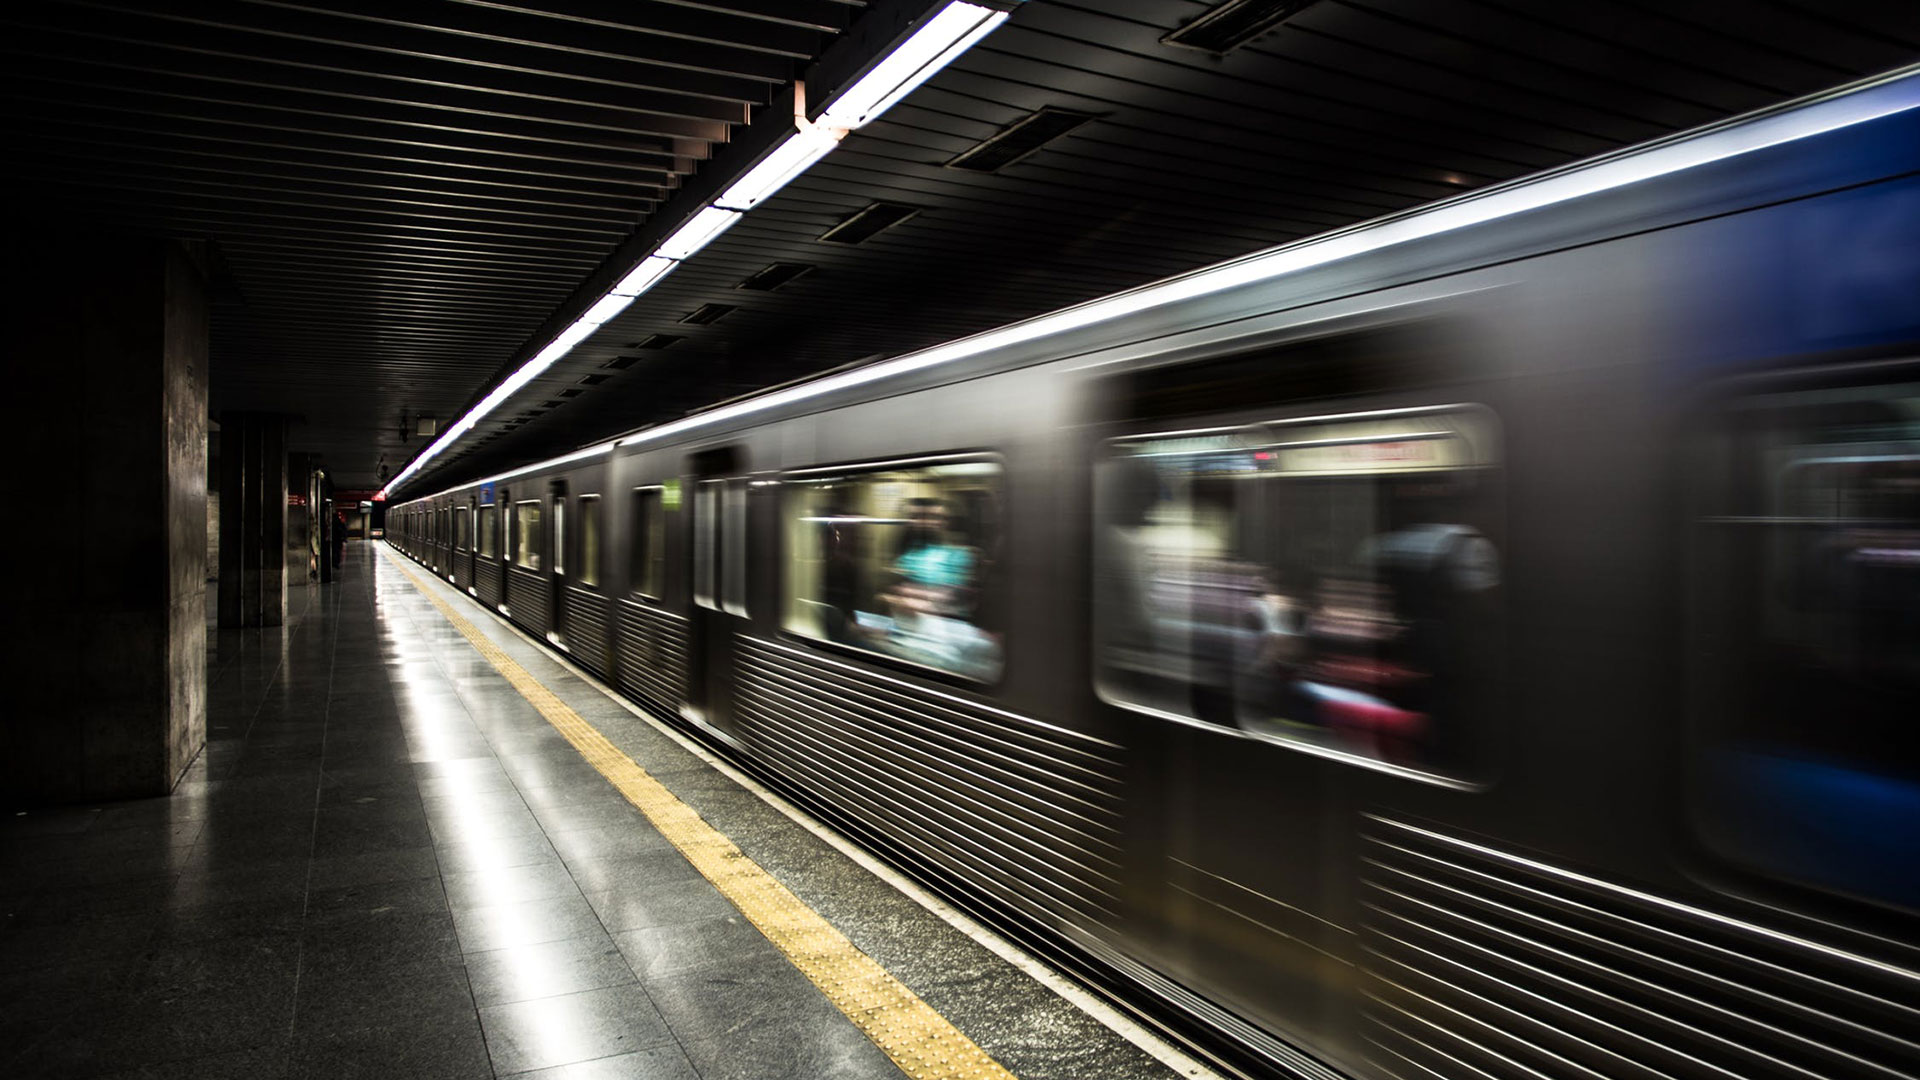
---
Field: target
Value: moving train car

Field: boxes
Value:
[393,66,1920,1080]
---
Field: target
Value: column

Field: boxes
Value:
[1,236,209,803]
[217,412,289,627]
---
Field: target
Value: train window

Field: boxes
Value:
[1694,380,1920,909]
[578,495,601,587]
[722,479,748,617]
[514,500,542,570]
[630,487,665,600]
[478,505,497,558]
[454,507,469,552]
[553,498,568,576]
[1094,407,1501,779]
[783,456,1004,681]
[695,480,720,610]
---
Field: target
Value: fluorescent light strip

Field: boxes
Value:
[382,2,1015,500]
[395,63,1920,507]
[823,3,1008,129]
[611,256,676,297]
[656,206,743,261]
[716,128,840,212]
[579,292,636,326]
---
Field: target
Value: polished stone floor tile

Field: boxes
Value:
[476,983,673,1076]
[611,915,780,981]
[292,954,475,1036]
[289,1010,494,1080]
[500,1046,699,1080]
[581,878,733,934]
[561,850,701,897]
[452,892,606,953]
[677,1014,899,1080]
[463,932,638,1007]
[442,859,583,911]
[1,547,1183,1080]
[641,960,836,1044]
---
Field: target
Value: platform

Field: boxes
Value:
[0,543,1205,1080]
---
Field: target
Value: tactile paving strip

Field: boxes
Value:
[384,549,1018,1080]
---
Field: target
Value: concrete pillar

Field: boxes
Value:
[217,412,289,626]
[1,236,209,804]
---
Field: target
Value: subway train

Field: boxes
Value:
[392,65,1920,1080]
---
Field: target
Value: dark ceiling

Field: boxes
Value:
[5,0,1918,493]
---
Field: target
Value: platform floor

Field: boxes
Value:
[0,544,1197,1080]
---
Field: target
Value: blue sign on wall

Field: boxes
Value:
[479,482,495,505]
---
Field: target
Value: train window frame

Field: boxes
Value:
[694,479,721,611]
[1092,403,1502,789]
[477,503,497,559]
[778,451,1009,687]
[553,497,567,577]
[721,478,749,618]
[578,494,601,588]
[629,485,668,603]
[1687,366,1920,913]
[453,506,469,553]
[513,499,543,571]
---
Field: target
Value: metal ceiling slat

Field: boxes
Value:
[913,67,1525,186]
[0,110,688,188]
[0,55,737,146]
[7,0,1908,490]
[1445,0,1830,97]
[634,0,860,33]
[14,162,641,233]
[56,0,798,88]
[0,91,709,177]
[1014,1,1669,151]
[966,31,1586,170]
[835,119,1415,226]
[302,0,833,61]
[2,28,755,132]
[21,184,626,249]
[9,135,659,213]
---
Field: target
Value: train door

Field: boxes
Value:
[686,446,747,738]
[464,496,478,594]
[549,479,568,647]
[498,487,514,613]
[1092,330,1510,1070]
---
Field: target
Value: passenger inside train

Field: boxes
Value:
[785,459,1004,681]
[1095,409,1501,776]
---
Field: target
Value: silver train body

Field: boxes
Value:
[394,67,1920,1080]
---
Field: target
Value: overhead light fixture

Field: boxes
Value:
[579,292,636,326]
[380,1,1017,501]
[610,256,675,297]
[821,2,1009,129]
[656,207,743,261]
[715,127,841,212]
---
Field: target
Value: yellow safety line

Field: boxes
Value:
[381,548,1017,1080]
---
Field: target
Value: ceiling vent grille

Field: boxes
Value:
[736,263,814,291]
[680,304,736,326]
[578,373,611,385]
[819,203,920,245]
[948,107,1097,172]
[1162,0,1317,54]
[602,355,639,369]
[558,388,583,398]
